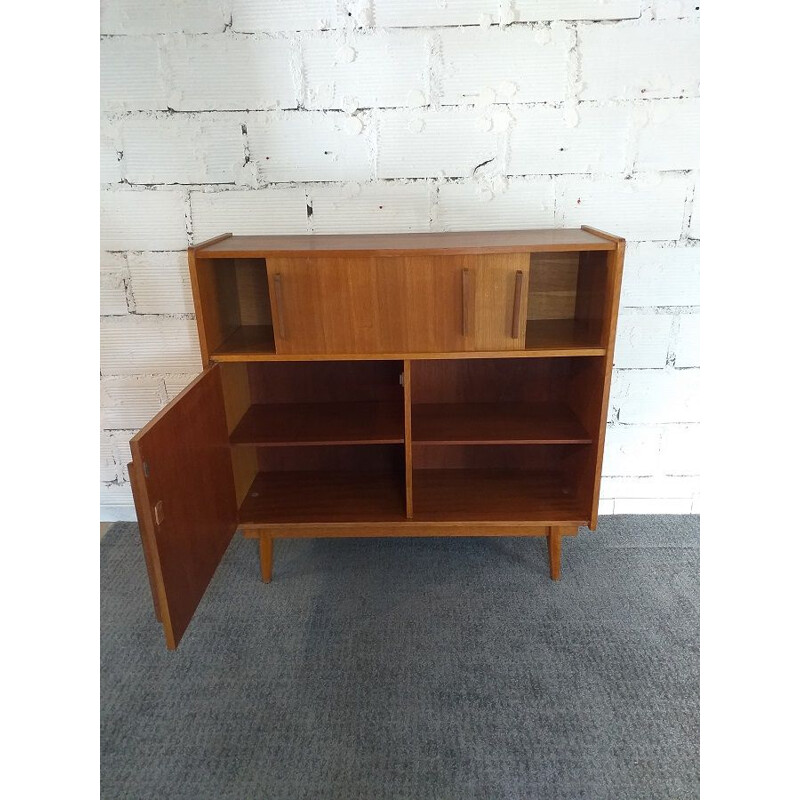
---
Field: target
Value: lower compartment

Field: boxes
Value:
[239,470,407,524]
[412,469,586,523]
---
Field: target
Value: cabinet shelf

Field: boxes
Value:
[213,325,276,358]
[412,402,591,445]
[524,319,604,354]
[239,471,406,524]
[230,401,404,446]
[413,469,587,523]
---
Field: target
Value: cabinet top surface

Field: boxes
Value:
[194,228,620,258]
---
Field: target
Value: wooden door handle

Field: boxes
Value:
[273,273,286,339]
[511,270,523,339]
[461,268,470,337]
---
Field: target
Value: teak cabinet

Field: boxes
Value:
[128,227,625,649]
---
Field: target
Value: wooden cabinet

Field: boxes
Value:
[130,227,625,648]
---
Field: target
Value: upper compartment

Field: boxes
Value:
[190,228,622,361]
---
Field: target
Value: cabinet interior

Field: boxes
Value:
[525,251,611,351]
[218,357,603,525]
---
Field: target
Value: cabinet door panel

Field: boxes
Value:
[267,254,528,355]
[467,253,530,351]
[129,364,237,649]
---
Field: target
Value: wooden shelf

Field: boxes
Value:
[413,469,587,523]
[412,402,591,445]
[230,401,404,446]
[213,325,276,358]
[524,319,604,355]
[239,471,406,524]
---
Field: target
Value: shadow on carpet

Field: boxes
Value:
[101,515,699,800]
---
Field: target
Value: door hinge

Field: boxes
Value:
[143,461,150,478]
[154,500,165,525]
[399,372,405,386]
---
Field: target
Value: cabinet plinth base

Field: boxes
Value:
[242,524,580,581]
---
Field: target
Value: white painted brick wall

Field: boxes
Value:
[120,114,245,184]
[248,112,372,183]
[579,19,700,101]
[101,4,701,518]
[439,26,571,105]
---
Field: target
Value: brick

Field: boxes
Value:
[613,312,672,368]
[601,475,699,500]
[602,424,663,476]
[610,368,700,424]
[231,0,336,32]
[580,19,700,100]
[653,0,699,19]
[556,174,690,241]
[127,252,194,314]
[440,26,571,105]
[620,243,700,307]
[101,252,129,318]
[597,499,615,515]
[101,190,187,250]
[377,109,500,179]
[164,34,298,111]
[247,112,372,183]
[101,36,167,111]
[660,424,700,474]
[100,121,123,184]
[308,182,431,234]
[100,0,227,34]
[190,188,308,240]
[614,498,694,514]
[688,180,700,238]
[436,178,554,231]
[101,376,168,429]
[670,313,700,368]
[100,430,120,482]
[304,31,428,110]
[100,271,129,316]
[100,316,202,376]
[508,104,630,176]
[634,98,700,171]
[375,1,640,27]
[121,114,245,184]
[165,374,200,400]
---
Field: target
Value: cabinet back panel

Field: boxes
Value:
[528,252,579,321]
[256,444,404,473]
[411,358,582,404]
[247,361,404,404]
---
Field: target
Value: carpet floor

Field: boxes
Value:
[101,516,699,799]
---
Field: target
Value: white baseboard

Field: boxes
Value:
[100,504,137,522]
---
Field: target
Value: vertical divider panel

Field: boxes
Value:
[404,358,414,518]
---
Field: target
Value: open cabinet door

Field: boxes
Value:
[129,364,237,649]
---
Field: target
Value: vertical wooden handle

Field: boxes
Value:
[273,273,286,339]
[511,270,523,339]
[461,268,470,337]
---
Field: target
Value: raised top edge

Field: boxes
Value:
[193,228,620,257]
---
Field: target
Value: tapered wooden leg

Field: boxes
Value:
[547,528,562,581]
[259,535,273,583]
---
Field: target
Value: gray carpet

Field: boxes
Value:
[101,516,699,799]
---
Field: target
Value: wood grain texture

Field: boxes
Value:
[129,365,238,649]
[413,469,585,522]
[403,359,414,518]
[241,521,563,537]
[230,402,404,446]
[196,229,616,258]
[412,402,591,445]
[262,254,532,355]
[238,471,407,524]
